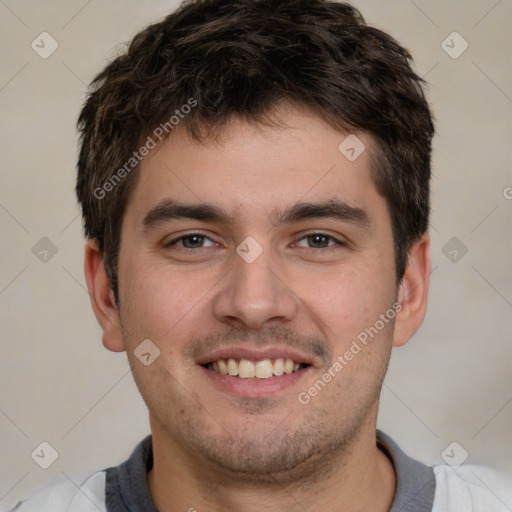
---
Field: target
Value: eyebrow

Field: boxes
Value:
[271,199,371,230]
[143,200,231,230]
[142,198,371,231]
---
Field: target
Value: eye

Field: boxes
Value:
[294,233,342,249]
[165,233,218,249]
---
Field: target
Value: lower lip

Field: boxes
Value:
[199,365,311,397]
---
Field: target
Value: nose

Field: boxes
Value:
[212,246,298,330]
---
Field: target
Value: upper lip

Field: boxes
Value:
[195,347,322,368]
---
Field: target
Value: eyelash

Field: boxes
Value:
[164,232,345,250]
[294,233,344,249]
[164,232,218,249]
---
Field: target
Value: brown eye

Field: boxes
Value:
[165,233,217,249]
[294,233,341,249]
[181,234,206,248]
[307,234,331,248]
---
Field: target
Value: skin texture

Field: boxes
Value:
[85,105,431,511]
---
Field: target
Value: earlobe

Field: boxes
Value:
[392,234,431,347]
[84,239,125,352]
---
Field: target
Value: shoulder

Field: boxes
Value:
[433,464,512,511]
[1,471,107,512]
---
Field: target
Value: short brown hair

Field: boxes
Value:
[76,0,434,300]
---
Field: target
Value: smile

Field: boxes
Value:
[204,358,309,379]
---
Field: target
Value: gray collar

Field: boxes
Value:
[377,430,436,511]
[105,431,436,511]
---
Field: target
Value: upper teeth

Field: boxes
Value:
[207,358,304,379]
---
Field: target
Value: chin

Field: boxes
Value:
[180,412,356,484]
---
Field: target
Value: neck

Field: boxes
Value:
[147,414,396,512]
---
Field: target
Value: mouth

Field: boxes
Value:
[202,358,309,379]
[195,347,319,397]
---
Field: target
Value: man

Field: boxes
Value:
[6,0,511,510]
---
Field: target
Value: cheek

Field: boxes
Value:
[293,261,396,346]
[119,255,222,353]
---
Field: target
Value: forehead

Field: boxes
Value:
[127,107,383,224]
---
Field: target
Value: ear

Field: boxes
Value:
[84,239,125,352]
[392,233,431,347]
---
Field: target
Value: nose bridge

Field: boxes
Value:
[236,249,277,298]
[213,243,297,329]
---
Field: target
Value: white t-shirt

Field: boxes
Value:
[4,432,511,511]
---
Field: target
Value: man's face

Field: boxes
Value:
[116,106,399,479]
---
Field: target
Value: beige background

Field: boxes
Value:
[1,0,511,507]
